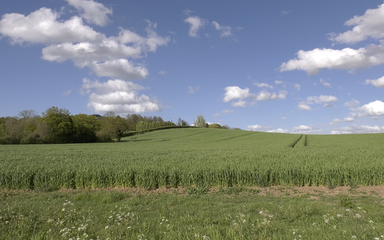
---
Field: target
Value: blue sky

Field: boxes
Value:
[1,0,384,134]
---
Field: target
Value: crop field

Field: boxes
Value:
[1,128,384,190]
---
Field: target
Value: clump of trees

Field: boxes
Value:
[0,107,182,144]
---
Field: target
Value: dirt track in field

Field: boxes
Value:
[51,186,384,198]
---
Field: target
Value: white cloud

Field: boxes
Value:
[268,125,321,134]
[184,16,205,37]
[306,95,338,104]
[223,86,286,106]
[214,109,234,117]
[158,70,167,75]
[365,76,384,87]
[81,78,160,114]
[298,102,311,111]
[320,78,331,88]
[275,80,284,85]
[355,100,384,116]
[247,125,272,131]
[294,83,301,91]
[66,0,112,26]
[330,3,384,44]
[330,118,342,125]
[231,100,246,107]
[331,125,384,134]
[279,41,384,75]
[0,6,169,81]
[188,86,199,94]
[42,40,143,65]
[267,128,288,133]
[323,104,335,108]
[0,7,103,44]
[255,90,287,101]
[88,59,148,80]
[344,117,355,122]
[344,99,360,108]
[254,82,273,89]
[212,21,233,38]
[291,125,321,134]
[223,86,254,102]
[221,109,233,114]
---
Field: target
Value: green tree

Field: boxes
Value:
[40,107,74,143]
[72,114,101,143]
[98,114,129,142]
[208,123,222,129]
[193,114,207,128]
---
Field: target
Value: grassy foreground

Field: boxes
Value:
[1,129,384,190]
[1,188,384,240]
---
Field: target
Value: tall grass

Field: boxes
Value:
[1,129,384,189]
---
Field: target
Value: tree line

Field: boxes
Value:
[0,107,190,144]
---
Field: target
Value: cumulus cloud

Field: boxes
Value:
[247,125,272,131]
[355,100,384,117]
[255,90,287,101]
[267,125,321,134]
[223,86,287,106]
[212,21,233,38]
[330,3,384,44]
[344,99,360,108]
[291,125,321,134]
[88,59,148,80]
[223,86,254,102]
[66,0,112,26]
[331,125,384,134]
[275,80,284,85]
[330,118,342,125]
[320,78,331,88]
[298,102,311,111]
[365,76,384,87]
[81,78,160,114]
[184,16,205,37]
[344,117,355,122]
[279,41,384,75]
[254,82,274,89]
[298,95,337,111]
[294,83,301,91]
[0,3,169,81]
[323,104,335,108]
[0,7,103,44]
[231,100,246,107]
[306,95,338,104]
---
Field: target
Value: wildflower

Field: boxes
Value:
[324,219,329,224]
[337,214,342,218]
[127,226,131,229]
[369,220,374,223]
[357,207,361,210]
[293,231,295,235]
[62,208,65,211]
[355,214,361,218]
[333,225,336,229]
[105,226,109,229]
[352,236,356,238]
[346,209,350,212]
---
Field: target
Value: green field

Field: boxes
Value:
[1,128,384,190]
[2,129,384,239]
